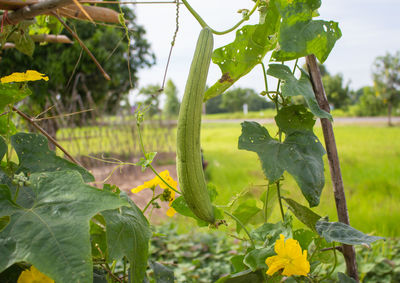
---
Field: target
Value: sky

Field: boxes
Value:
[130,0,400,100]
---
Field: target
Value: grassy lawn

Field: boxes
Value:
[201,122,400,237]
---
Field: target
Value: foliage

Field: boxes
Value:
[322,72,351,110]
[372,51,400,125]
[138,84,163,117]
[353,86,386,116]
[163,79,181,117]
[1,6,155,117]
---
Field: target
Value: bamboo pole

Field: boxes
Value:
[306,54,359,281]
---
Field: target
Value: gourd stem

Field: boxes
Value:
[276,181,285,221]
[181,0,260,35]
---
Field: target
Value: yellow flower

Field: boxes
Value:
[265,234,310,277]
[17,266,54,283]
[1,70,49,83]
[132,170,178,217]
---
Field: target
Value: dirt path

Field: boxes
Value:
[90,154,177,222]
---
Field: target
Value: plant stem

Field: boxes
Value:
[263,183,270,222]
[276,181,285,221]
[143,193,162,213]
[181,0,260,35]
[306,54,358,281]
[13,184,20,202]
[292,58,299,74]
[224,210,255,249]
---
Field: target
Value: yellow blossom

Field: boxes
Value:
[132,170,178,217]
[265,234,310,277]
[17,266,54,283]
[1,70,49,83]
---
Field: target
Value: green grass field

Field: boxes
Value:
[201,122,400,237]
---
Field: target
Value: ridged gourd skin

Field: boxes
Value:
[176,28,215,224]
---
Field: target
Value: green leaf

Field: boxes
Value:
[272,0,341,63]
[316,220,385,246]
[337,272,357,283]
[204,1,280,100]
[267,64,332,120]
[230,255,247,273]
[0,84,31,112]
[275,105,315,133]
[293,229,315,251]
[232,199,262,233]
[0,116,17,138]
[243,247,274,271]
[215,269,265,283]
[171,196,207,227]
[282,197,321,232]
[260,184,278,221]
[102,193,151,283]
[0,171,129,283]
[238,121,325,207]
[11,133,94,182]
[0,137,6,161]
[148,261,174,283]
[250,218,292,247]
[90,214,107,260]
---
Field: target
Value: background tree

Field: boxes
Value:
[205,95,226,114]
[354,86,386,116]
[322,72,351,109]
[138,84,162,117]
[1,6,155,132]
[372,51,400,125]
[220,87,272,112]
[163,79,180,118]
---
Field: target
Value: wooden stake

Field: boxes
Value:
[306,54,359,281]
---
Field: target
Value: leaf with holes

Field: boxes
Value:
[267,64,332,120]
[275,105,315,133]
[11,133,94,182]
[238,121,325,207]
[0,171,130,283]
[272,0,341,63]
[282,197,321,232]
[204,0,280,100]
[316,220,385,246]
[102,193,151,283]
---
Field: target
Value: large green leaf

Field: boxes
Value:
[204,0,280,100]
[215,269,265,283]
[243,247,274,271]
[102,193,151,283]
[0,116,17,138]
[0,84,31,112]
[238,121,325,207]
[272,0,341,63]
[283,197,321,232]
[0,171,129,283]
[316,220,385,246]
[0,137,6,161]
[267,64,332,120]
[337,272,357,283]
[250,217,292,247]
[275,105,315,133]
[232,199,262,233]
[11,132,94,182]
[148,261,174,283]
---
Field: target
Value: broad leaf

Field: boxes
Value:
[230,255,247,273]
[0,116,17,138]
[267,64,332,120]
[0,84,31,112]
[11,133,94,182]
[102,193,151,283]
[250,216,292,247]
[148,261,174,283]
[272,0,341,63]
[293,229,315,251]
[0,171,129,283]
[283,197,321,232]
[215,269,265,283]
[337,272,357,283]
[316,220,385,246]
[204,0,280,100]
[243,247,274,271]
[275,105,315,133]
[238,121,325,207]
[0,137,6,161]
[232,199,262,233]
[171,196,208,227]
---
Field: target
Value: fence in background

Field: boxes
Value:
[56,116,177,168]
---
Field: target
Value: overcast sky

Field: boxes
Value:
[131,0,400,99]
